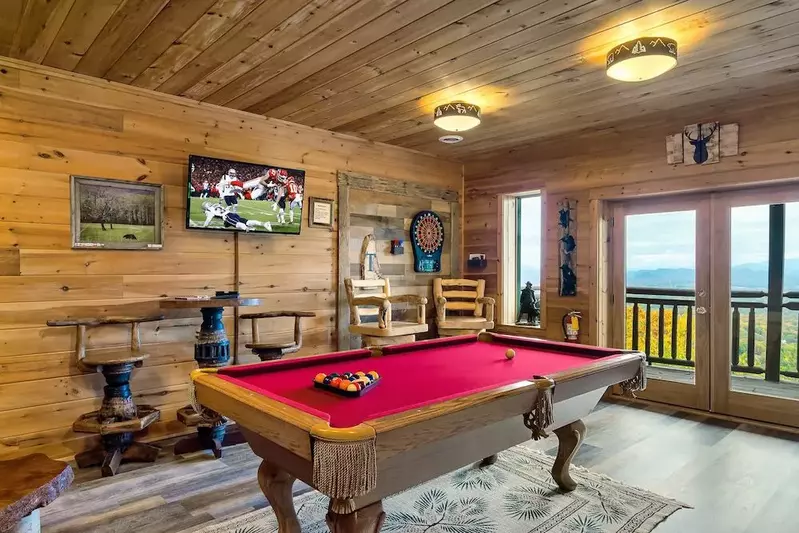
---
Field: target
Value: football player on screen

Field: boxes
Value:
[272,169,299,225]
[217,168,244,212]
[200,202,272,232]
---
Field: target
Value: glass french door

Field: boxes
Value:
[711,185,799,427]
[610,196,712,411]
[610,185,799,427]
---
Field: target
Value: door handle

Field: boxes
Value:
[696,306,707,315]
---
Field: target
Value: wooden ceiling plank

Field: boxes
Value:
[281,0,590,126]
[43,0,125,71]
[19,0,75,64]
[462,82,799,172]
[0,0,26,58]
[433,13,799,152]
[228,0,459,112]
[300,0,651,130]
[244,0,500,117]
[322,0,773,135]
[11,0,63,61]
[154,0,309,95]
[432,43,799,155]
[179,0,355,102]
[271,0,541,122]
[105,0,218,84]
[463,82,799,188]
[204,0,413,109]
[366,2,799,143]
[74,0,171,77]
[131,0,265,90]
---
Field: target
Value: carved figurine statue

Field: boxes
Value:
[517,281,539,325]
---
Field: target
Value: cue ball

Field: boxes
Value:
[505,349,516,360]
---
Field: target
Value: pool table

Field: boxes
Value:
[190,332,646,533]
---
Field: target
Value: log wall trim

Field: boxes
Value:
[336,171,462,350]
[0,57,460,461]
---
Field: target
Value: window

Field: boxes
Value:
[501,192,544,327]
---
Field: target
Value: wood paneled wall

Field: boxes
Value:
[0,57,461,461]
[464,84,799,344]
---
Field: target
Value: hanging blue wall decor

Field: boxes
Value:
[410,210,444,273]
[558,200,577,296]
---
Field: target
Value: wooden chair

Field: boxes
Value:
[433,278,496,337]
[0,454,73,533]
[344,278,428,347]
[46,316,164,477]
[241,311,317,361]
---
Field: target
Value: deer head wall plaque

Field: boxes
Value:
[666,122,738,165]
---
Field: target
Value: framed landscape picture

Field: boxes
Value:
[71,176,164,250]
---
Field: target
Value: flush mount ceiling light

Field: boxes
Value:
[606,37,677,82]
[433,102,481,132]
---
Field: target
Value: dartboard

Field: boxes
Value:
[410,211,444,273]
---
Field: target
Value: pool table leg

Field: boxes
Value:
[326,500,385,533]
[551,419,587,492]
[257,460,301,533]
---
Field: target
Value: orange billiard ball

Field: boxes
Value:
[505,349,516,360]
[338,380,351,390]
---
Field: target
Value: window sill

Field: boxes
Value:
[494,324,545,337]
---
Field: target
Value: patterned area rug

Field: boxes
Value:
[197,445,689,533]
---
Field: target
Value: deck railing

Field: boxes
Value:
[626,287,799,382]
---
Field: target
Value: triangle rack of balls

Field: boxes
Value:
[314,371,381,397]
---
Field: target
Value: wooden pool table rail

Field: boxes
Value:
[191,348,645,454]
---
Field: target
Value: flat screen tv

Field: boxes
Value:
[186,154,305,235]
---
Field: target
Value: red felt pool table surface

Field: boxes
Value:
[218,335,623,428]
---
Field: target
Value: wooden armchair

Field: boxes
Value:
[46,316,164,476]
[344,278,428,347]
[433,278,495,337]
[241,311,316,361]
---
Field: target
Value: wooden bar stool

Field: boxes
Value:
[240,311,316,361]
[46,316,164,477]
[433,278,496,337]
[344,278,428,347]
[0,454,73,533]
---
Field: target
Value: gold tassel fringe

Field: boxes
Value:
[313,438,377,501]
[524,387,554,441]
[621,355,648,397]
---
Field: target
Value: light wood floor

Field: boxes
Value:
[40,400,799,533]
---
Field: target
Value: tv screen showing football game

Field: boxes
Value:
[185,155,305,235]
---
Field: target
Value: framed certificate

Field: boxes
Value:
[309,197,334,228]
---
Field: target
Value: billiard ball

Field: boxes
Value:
[505,349,516,360]
[338,380,351,390]
[330,377,342,388]
[314,373,326,384]
[346,383,360,392]
[367,371,379,380]
[355,371,366,377]
[323,375,334,385]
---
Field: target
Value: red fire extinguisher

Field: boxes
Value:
[562,311,581,342]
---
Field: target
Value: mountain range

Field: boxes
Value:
[627,259,799,290]
[519,259,799,291]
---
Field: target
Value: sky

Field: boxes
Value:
[518,195,542,287]
[517,199,798,290]
[625,202,799,270]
